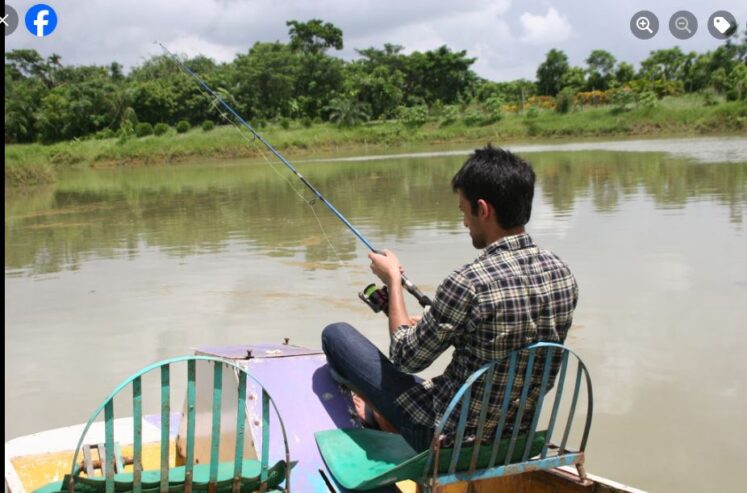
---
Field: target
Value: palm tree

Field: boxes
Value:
[325,96,371,127]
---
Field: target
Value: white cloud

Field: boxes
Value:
[519,7,572,44]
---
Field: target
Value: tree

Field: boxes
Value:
[233,42,300,119]
[325,96,370,127]
[639,48,686,81]
[536,49,569,96]
[345,64,404,119]
[286,19,343,54]
[585,49,616,90]
[560,67,586,92]
[403,46,477,105]
[615,62,635,85]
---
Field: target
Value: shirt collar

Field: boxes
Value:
[480,232,535,259]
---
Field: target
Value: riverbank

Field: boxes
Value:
[6,96,746,187]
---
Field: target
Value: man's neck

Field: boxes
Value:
[485,226,526,246]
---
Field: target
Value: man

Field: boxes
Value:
[322,145,578,451]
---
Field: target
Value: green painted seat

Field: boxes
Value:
[35,460,289,493]
[32,356,292,493]
[315,342,593,491]
[314,428,546,490]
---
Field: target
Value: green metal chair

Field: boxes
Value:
[315,342,592,491]
[34,356,291,493]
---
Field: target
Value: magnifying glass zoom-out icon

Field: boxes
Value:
[675,17,691,33]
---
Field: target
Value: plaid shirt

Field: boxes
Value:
[390,233,578,440]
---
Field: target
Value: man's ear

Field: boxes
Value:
[476,199,492,220]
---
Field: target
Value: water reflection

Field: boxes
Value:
[5,149,746,276]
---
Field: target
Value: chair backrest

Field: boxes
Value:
[421,342,592,489]
[67,356,290,493]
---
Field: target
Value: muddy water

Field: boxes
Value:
[5,137,747,492]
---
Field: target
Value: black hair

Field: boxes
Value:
[451,144,535,229]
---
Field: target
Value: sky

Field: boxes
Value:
[4,0,746,81]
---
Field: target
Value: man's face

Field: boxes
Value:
[458,190,487,249]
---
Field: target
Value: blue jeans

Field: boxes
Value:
[321,322,435,452]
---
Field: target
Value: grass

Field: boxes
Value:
[5,96,747,187]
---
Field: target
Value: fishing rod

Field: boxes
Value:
[158,43,432,312]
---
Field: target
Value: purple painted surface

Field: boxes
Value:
[142,412,182,438]
[196,343,323,360]
[245,353,358,492]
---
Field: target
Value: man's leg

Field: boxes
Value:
[321,322,434,451]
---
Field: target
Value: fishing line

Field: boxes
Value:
[158,42,432,309]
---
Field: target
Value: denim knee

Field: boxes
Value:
[321,322,352,355]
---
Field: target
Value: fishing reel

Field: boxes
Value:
[358,283,389,314]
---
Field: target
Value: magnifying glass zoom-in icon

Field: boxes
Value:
[636,17,653,34]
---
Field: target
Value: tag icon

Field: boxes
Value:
[713,16,731,34]
[708,11,737,39]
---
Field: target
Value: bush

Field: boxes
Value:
[397,105,428,128]
[463,108,486,126]
[117,121,134,144]
[135,122,154,137]
[703,88,721,107]
[279,118,291,130]
[95,128,115,140]
[485,96,504,122]
[301,117,313,128]
[202,120,215,132]
[153,123,170,136]
[440,105,460,126]
[176,120,190,134]
[611,88,636,112]
[637,91,657,109]
[555,88,575,114]
[525,107,539,119]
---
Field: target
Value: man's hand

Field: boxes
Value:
[368,250,404,286]
[409,315,422,326]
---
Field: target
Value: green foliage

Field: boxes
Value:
[637,91,658,109]
[117,120,134,144]
[537,49,569,96]
[484,96,504,122]
[397,105,428,128]
[555,88,575,114]
[526,107,539,119]
[725,63,747,101]
[439,105,459,126]
[154,123,170,136]
[702,89,720,106]
[326,96,371,127]
[95,128,115,140]
[611,88,636,112]
[585,49,616,91]
[176,120,190,133]
[3,23,745,145]
[463,108,486,126]
[135,122,154,137]
[615,62,636,85]
[279,118,291,130]
[286,19,343,54]
[202,119,215,131]
[301,116,313,128]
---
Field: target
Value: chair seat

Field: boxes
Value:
[32,459,289,493]
[315,429,546,491]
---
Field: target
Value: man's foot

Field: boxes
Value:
[352,393,380,430]
[351,393,396,432]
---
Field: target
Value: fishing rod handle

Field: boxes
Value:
[401,274,432,307]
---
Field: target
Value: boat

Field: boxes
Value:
[5,342,646,493]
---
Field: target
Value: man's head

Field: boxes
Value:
[451,145,535,248]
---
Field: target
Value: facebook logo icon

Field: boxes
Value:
[25,4,58,37]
